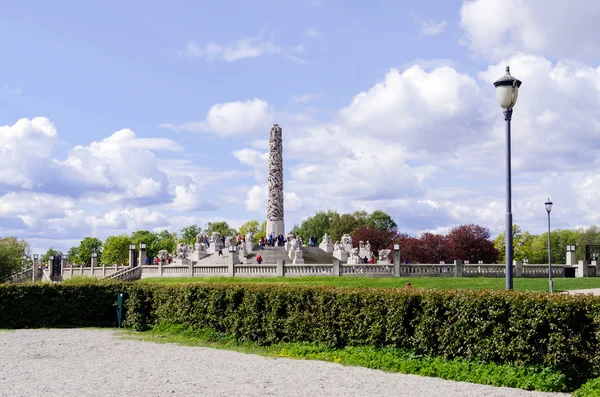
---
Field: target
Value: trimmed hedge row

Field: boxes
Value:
[2,283,600,380]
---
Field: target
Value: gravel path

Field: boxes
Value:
[0,329,570,397]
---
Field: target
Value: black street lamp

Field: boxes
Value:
[494,66,522,290]
[545,198,553,292]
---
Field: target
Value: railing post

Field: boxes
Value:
[576,260,589,278]
[227,253,235,277]
[189,260,194,277]
[514,260,522,277]
[276,259,284,277]
[102,266,106,278]
[32,256,39,282]
[393,245,401,277]
[158,260,163,277]
[332,259,340,276]
[454,260,463,277]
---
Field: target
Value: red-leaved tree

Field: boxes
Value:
[352,226,398,252]
[447,224,498,263]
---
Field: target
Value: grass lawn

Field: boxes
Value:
[138,276,600,292]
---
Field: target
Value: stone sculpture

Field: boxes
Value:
[266,124,285,237]
[210,232,221,244]
[321,234,332,245]
[157,250,169,263]
[332,241,348,262]
[175,243,190,259]
[341,234,352,245]
[378,249,391,262]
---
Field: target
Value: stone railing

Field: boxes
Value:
[7,268,33,283]
[400,264,454,277]
[62,265,129,280]
[103,266,141,281]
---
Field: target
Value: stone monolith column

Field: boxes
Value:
[266,124,285,237]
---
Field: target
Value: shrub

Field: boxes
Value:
[2,282,600,383]
[574,377,600,396]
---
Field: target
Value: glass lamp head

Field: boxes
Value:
[494,66,522,109]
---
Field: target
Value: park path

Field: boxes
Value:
[0,329,569,397]
[565,288,600,295]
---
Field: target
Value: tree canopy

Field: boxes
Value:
[0,237,30,280]
[77,237,102,265]
[101,235,132,265]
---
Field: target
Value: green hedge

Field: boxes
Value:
[2,283,600,382]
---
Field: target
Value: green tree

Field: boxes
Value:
[77,237,103,265]
[254,221,267,244]
[101,235,132,265]
[494,224,525,263]
[329,213,363,242]
[67,246,79,264]
[131,230,159,261]
[295,210,338,243]
[41,248,62,263]
[0,237,30,280]
[238,220,260,237]
[207,221,235,237]
[180,225,201,245]
[366,210,397,231]
[155,230,177,255]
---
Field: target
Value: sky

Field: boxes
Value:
[2,0,600,255]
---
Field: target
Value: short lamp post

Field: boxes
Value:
[228,245,236,253]
[140,243,147,250]
[494,65,522,290]
[545,198,553,293]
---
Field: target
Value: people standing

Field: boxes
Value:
[256,254,263,264]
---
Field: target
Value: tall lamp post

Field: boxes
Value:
[545,198,553,292]
[494,66,522,290]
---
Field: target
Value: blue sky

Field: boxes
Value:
[2,0,600,254]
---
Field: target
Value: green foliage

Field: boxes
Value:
[207,222,236,237]
[574,377,600,396]
[121,284,600,383]
[154,230,177,256]
[101,235,132,265]
[329,213,365,242]
[238,220,259,236]
[180,225,201,245]
[131,230,158,260]
[295,210,338,243]
[134,321,568,392]
[41,247,62,263]
[77,237,102,265]
[0,283,124,328]
[67,246,79,264]
[366,210,397,231]
[0,237,30,281]
[254,221,267,244]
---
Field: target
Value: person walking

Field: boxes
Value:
[256,254,263,264]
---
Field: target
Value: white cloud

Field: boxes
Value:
[420,20,447,36]
[245,185,267,213]
[306,28,321,39]
[291,93,323,103]
[185,36,309,64]
[4,85,22,95]
[460,0,600,61]
[339,65,481,152]
[159,98,274,137]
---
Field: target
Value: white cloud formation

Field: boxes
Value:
[306,28,321,39]
[291,93,323,103]
[159,98,274,137]
[420,20,447,36]
[185,36,309,64]
[460,0,600,61]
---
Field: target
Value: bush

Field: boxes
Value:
[574,377,600,396]
[0,283,124,328]
[123,284,600,381]
[2,282,600,384]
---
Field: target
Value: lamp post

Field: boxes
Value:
[494,66,522,290]
[545,198,553,293]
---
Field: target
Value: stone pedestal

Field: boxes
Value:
[319,242,334,253]
[191,249,208,262]
[566,251,577,267]
[378,259,391,265]
[91,256,98,268]
[267,220,285,238]
[209,242,224,255]
[514,260,522,277]
[333,260,341,276]
[333,250,348,262]
[238,246,248,263]
[276,260,284,277]
[140,247,147,267]
[32,258,39,282]
[576,260,589,278]
[454,260,463,277]
[173,258,190,266]
[128,249,136,268]
[393,250,401,277]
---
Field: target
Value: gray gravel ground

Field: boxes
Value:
[0,329,570,397]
